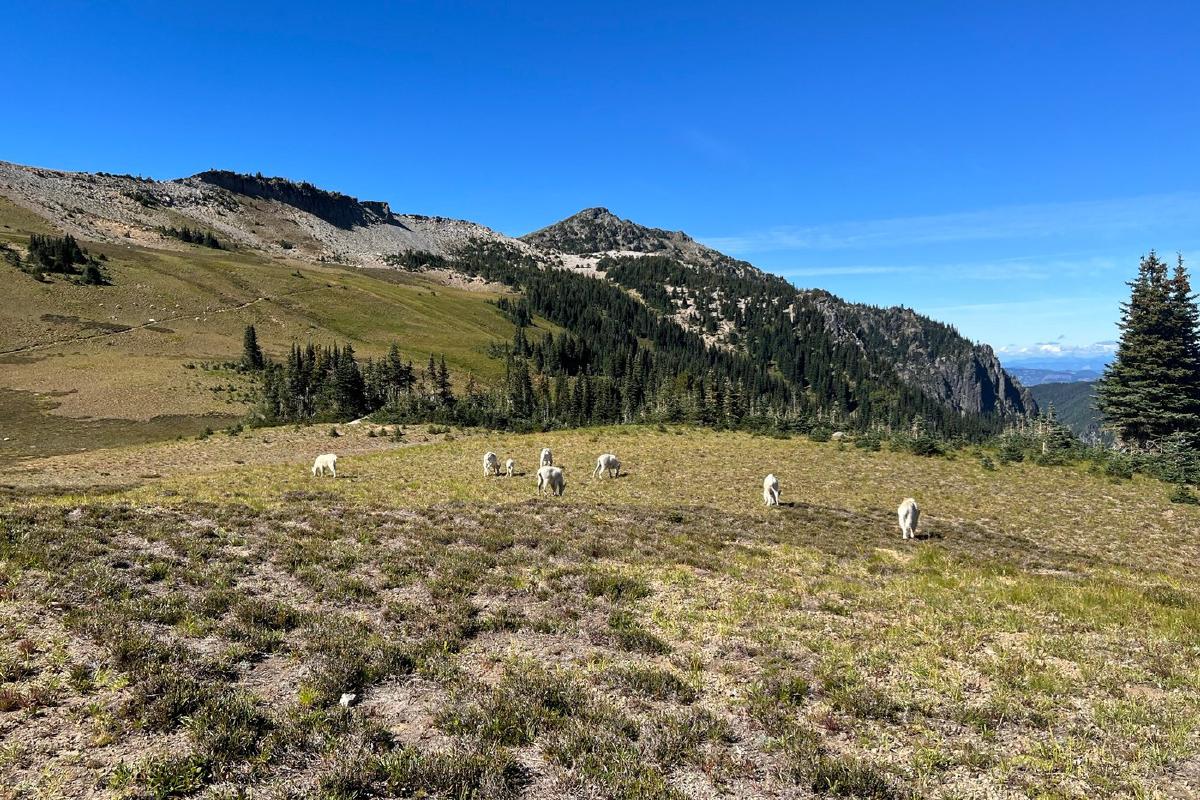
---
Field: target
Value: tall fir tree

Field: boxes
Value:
[1169,254,1200,436]
[508,357,534,418]
[242,325,265,370]
[436,355,454,407]
[1097,251,1200,448]
[332,344,366,418]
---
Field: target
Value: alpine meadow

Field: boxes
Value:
[3,5,1200,800]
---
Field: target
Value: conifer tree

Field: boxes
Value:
[508,358,534,418]
[242,325,265,370]
[436,355,454,407]
[332,344,365,418]
[1169,254,1200,436]
[1097,252,1200,448]
[1037,403,1076,452]
[81,263,106,286]
[425,355,438,400]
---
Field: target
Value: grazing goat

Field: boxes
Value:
[540,447,554,467]
[312,453,338,478]
[537,465,565,496]
[483,451,501,477]
[898,498,920,540]
[505,458,515,477]
[762,474,780,506]
[593,453,621,479]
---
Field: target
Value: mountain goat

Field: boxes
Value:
[540,447,553,467]
[483,451,501,477]
[312,453,338,478]
[593,453,621,479]
[505,458,515,477]
[898,498,920,539]
[762,474,780,506]
[537,465,565,496]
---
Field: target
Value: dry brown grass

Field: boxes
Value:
[1,198,522,456]
[1,426,1198,798]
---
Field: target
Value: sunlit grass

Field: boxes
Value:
[2,425,1199,796]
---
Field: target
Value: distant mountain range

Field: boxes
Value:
[1008,367,1105,386]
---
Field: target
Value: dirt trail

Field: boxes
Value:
[0,284,330,356]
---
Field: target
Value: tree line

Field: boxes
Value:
[159,225,223,249]
[241,317,994,438]
[249,334,452,425]
[453,241,1003,438]
[14,234,108,284]
[236,238,1023,437]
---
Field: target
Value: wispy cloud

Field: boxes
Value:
[782,265,917,277]
[997,340,1118,360]
[920,295,1108,317]
[701,192,1200,254]
[779,253,1119,284]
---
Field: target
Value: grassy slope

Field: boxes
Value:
[0,196,521,458]
[1,426,1198,798]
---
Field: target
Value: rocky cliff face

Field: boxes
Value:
[804,293,1035,418]
[902,341,1035,418]
[190,170,393,230]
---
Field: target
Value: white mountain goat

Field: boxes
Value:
[593,453,621,479]
[898,498,920,539]
[762,473,780,506]
[483,451,501,477]
[312,453,338,478]
[505,458,515,477]
[537,465,565,496]
[540,447,554,467]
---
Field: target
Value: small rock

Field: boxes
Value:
[339,693,356,707]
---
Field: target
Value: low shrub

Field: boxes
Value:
[607,610,670,655]
[604,664,696,703]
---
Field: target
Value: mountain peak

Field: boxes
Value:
[521,206,688,255]
[571,206,618,219]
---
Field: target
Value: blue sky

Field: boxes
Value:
[3,1,1199,364]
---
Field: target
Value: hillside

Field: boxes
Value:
[0,190,521,459]
[528,208,1034,422]
[0,161,1034,455]
[2,425,1198,797]
[0,160,536,268]
[1030,380,1107,442]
